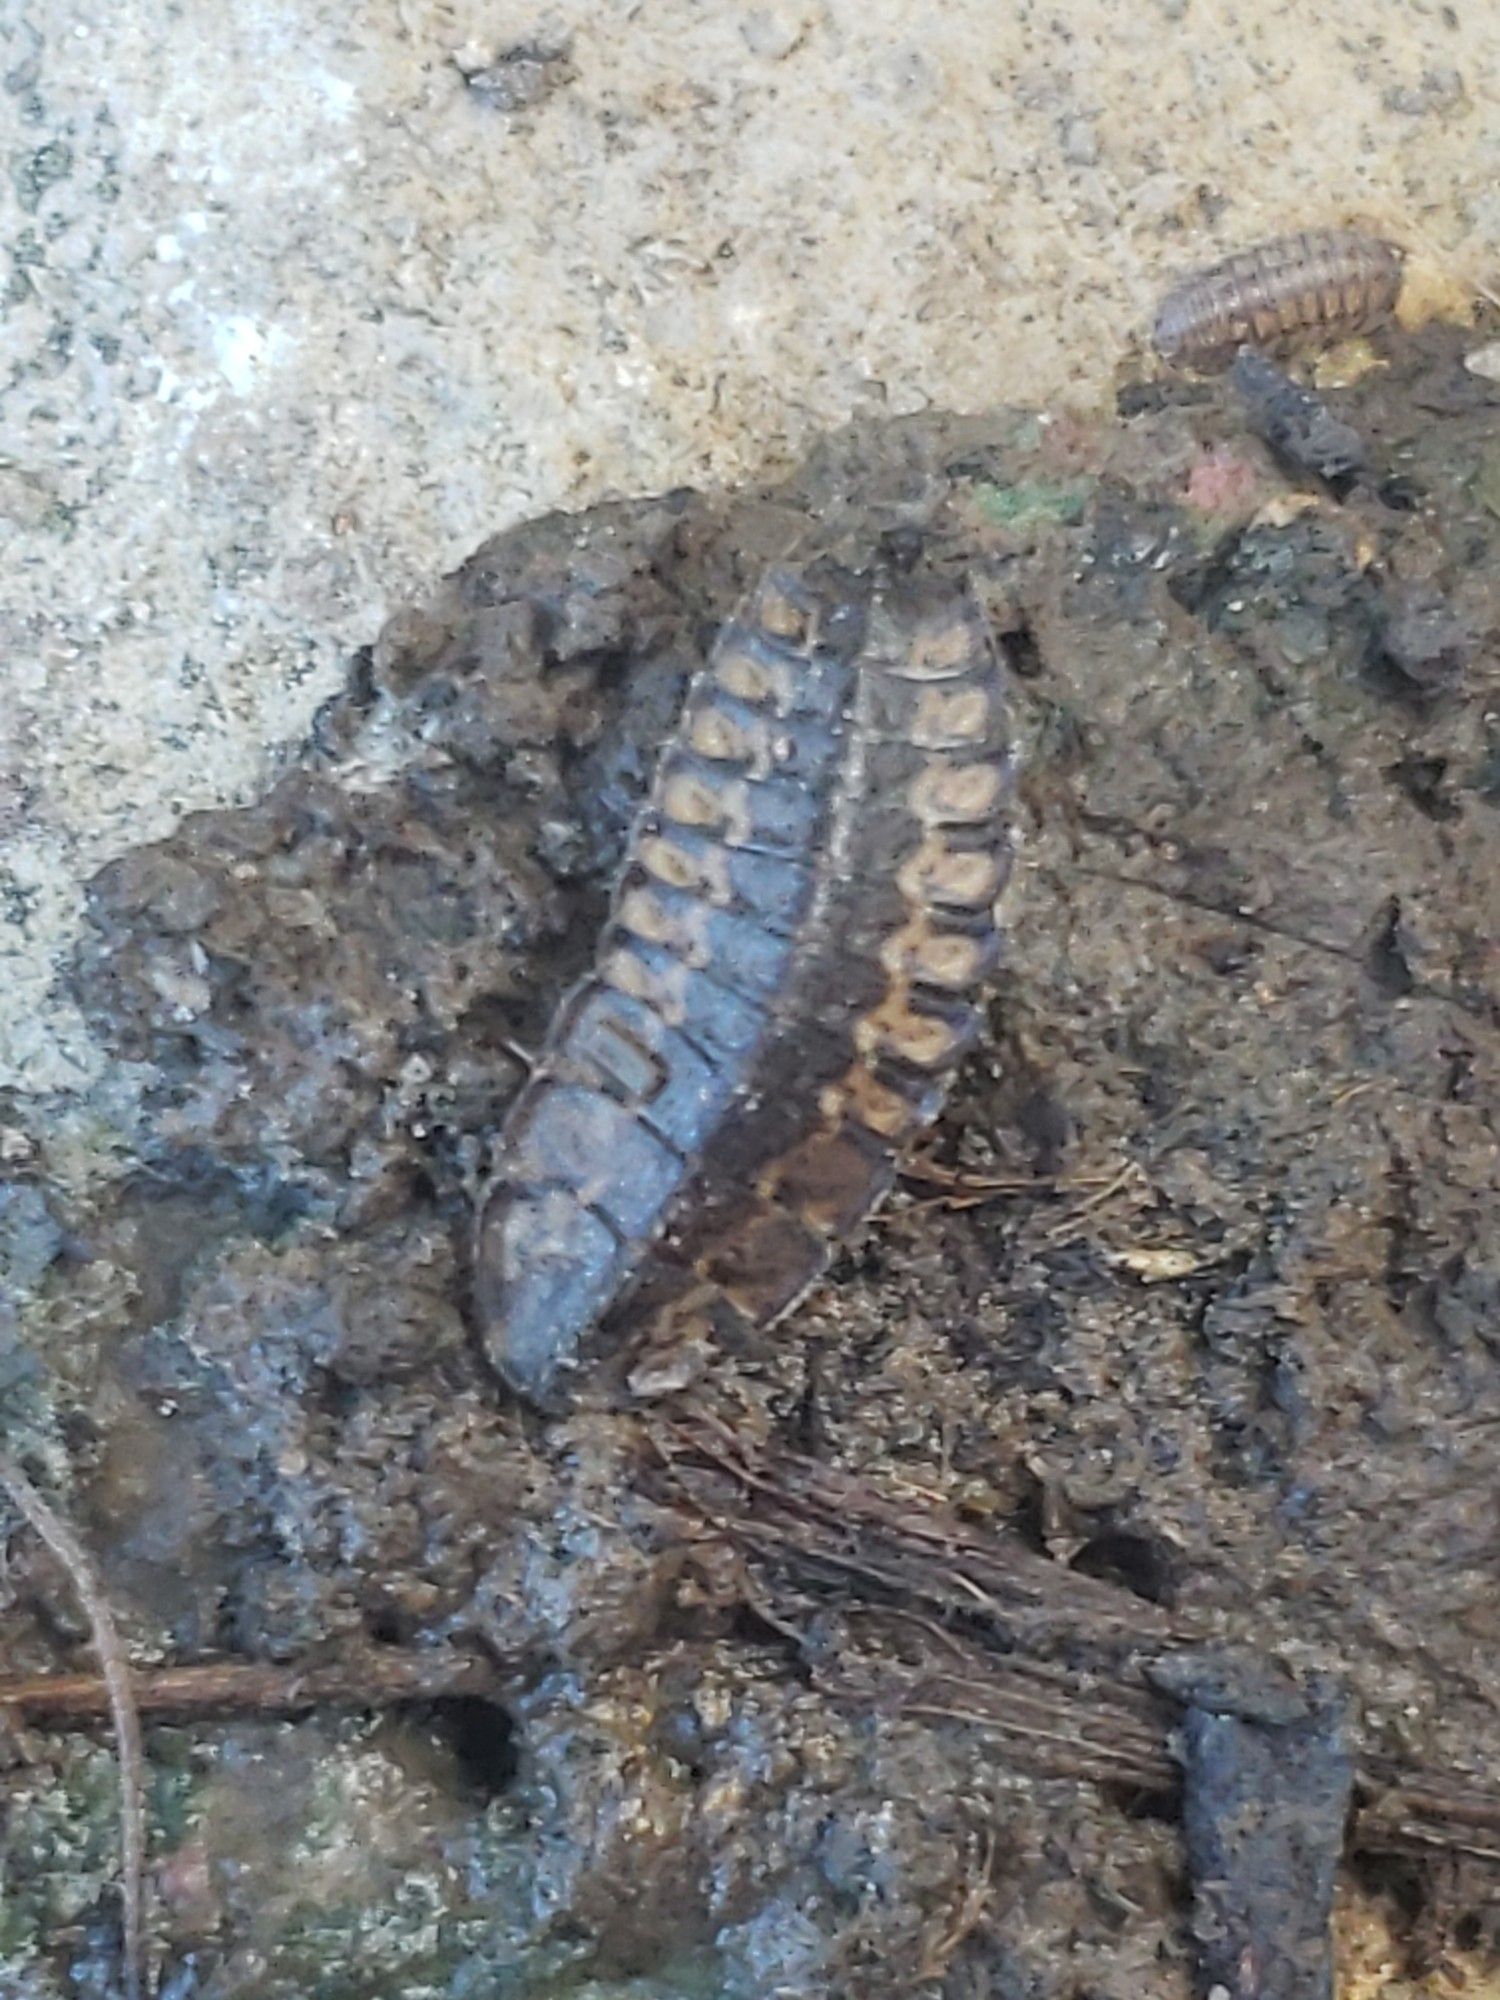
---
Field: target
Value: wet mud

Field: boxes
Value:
[2,320,1498,1995]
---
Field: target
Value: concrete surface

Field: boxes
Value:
[1,0,1496,1093]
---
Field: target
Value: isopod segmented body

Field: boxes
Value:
[473,561,1013,1408]
[1153,228,1403,370]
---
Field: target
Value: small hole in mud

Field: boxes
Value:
[1350,1852,1426,1925]
[1111,1782,1180,1826]
[998,621,1045,679]
[365,1606,416,1647]
[1070,1530,1178,1607]
[1366,897,1415,998]
[1377,473,1422,512]
[1385,753,1460,824]
[877,524,925,573]
[1006,1475,1048,1553]
[420,1695,519,1798]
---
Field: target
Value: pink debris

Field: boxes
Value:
[1184,445,1262,515]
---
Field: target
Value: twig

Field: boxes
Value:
[0,1451,147,2000]
[1072,863,1495,1025]
[897,1159,1121,1212]
[654,1423,1500,1872]
[0,1647,504,1725]
[657,1414,1187,1650]
[915,1827,995,1979]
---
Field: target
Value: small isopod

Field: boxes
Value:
[1153,228,1404,370]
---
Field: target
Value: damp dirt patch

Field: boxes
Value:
[1,322,1498,1997]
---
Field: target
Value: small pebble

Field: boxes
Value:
[740,8,807,59]
[1230,348,1368,484]
[1465,341,1500,382]
[452,40,572,112]
[1060,116,1100,166]
[1383,66,1465,116]
[1378,584,1474,695]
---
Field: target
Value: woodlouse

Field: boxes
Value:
[473,560,1013,1408]
[1152,228,1403,370]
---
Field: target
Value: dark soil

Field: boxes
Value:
[2,320,1497,1998]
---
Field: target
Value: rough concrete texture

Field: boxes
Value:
[2,0,1497,1092]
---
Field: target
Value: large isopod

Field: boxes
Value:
[473,561,1013,1409]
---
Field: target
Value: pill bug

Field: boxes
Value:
[473,560,1013,1408]
[1152,228,1403,371]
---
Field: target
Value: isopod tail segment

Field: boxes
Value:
[1152,228,1404,372]
[473,555,1015,1411]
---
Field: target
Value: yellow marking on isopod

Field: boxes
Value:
[618,885,673,947]
[756,581,811,643]
[661,769,722,829]
[896,834,1006,910]
[879,918,988,991]
[820,1070,917,1142]
[714,645,796,713]
[618,885,710,968]
[639,832,733,906]
[910,684,992,749]
[688,702,775,772]
[884,612,980,682]
[907,759,1005,826]
[601,945,689,1029]
[853,983,966,1070]
[660,768,753,846]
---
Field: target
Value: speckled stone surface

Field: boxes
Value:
[2,0,1497,1092]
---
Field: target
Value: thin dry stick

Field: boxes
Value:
[0,1450,147,2000]
[657,1427,1500,1870]
[0,1647,503,1724]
